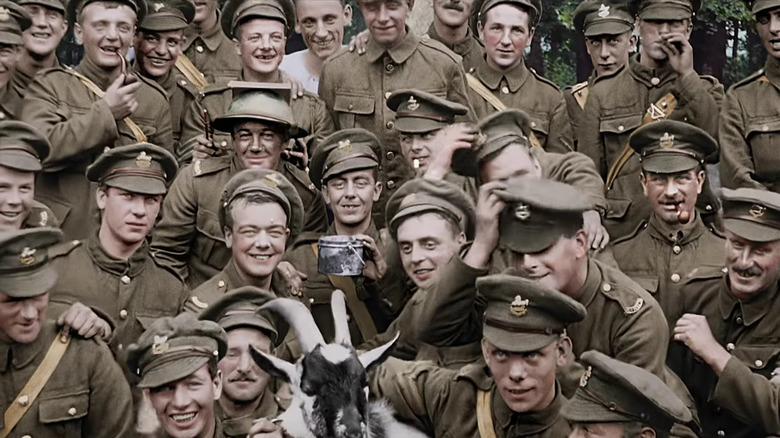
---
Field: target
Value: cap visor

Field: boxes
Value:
[451,148,479,178]
[394,118,447,134]
[0,152,43,172]
[212,115,305,139]
[321,157,378,184]
[723,218,780,243]
[483,325,557,353]
[17,0,65,13]
[0,265,58,298]
[641,154,699,174]
[139,17,189,31]
[639,6,691,20]
[584,22,633,37]
[499,226,561,254]
[137,356,210,389]
[0,34,23,46]
[106,176,168,195]
[390,204,453,235]
[561,389,633,423]
[220,316,277,342]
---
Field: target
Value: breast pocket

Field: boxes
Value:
[746,117,780,182]
[333,94,375,129]
[732,345,780,379]
[194,208,229,270]
[527,115,550,148]
[600,114,643,171]
[38,389,89,436]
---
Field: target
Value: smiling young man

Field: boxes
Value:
[370,274,585,437]
[668,188,780,437]
[11,0,66,98]
[181,0,241,84]
[427,0,482,71]
[0,0,31,121]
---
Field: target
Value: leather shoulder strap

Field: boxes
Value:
[476,389,497,438]
[1,329,71,438]
[605,92,678,190]
[175,55,210,91]
[310,243,378,340]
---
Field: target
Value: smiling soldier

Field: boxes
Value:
[11,0,67,98]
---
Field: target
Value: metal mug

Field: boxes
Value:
[317,236,365,276]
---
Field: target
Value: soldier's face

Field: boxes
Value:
[478,4,534,72]
[482,339,562,413]
[0,43,21,90]
[0,165,35,232]
[359,0,411,48]
[224,201,289,282]
[724,232,780,299]
[568,422,642,438]
[585,32,635,77]
[232,121,286,170]
[756,8,780,59]
[433,0,474,29]
[0,292,48,344]
[512,232,589,296]
[637,18,691,63]
[399,130,437,170]
[479,143,542,183]
[295,0,351,60]
[323,169,381,228]
[640,169,704,226]
[134,29,184,79]
[192,0,217,24]
[74,3,136,69]
[96,187,162,247]
[148,364,222,438]
[235,18,286,77]
[21,4,68,58]
[397,213,465,288]
[219,328,273,406]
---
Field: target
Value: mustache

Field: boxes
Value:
[228,371,257,382]
[442,1,465,11]
[733,265,762,277]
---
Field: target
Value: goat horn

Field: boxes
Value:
[258,298,325,353]
[331,290,351,346]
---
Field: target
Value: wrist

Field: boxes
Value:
[703,344,731,375]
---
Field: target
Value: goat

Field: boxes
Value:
[250,290,429,438]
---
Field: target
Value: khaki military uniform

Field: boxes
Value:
[668,270,780,437]
[19,59,174,239]
[563,73,595,148]
[426,24,484,73]
[612,213,724,327]
[578,58,724,238]
[151,154,327,289]
[467,57,574,154]
[0,83,23,121]
[720,57,780,192]
[371,359,571,437]
[215,390,284,438]
[319,33,475,224]
[23,200,58,229]
[0,321,134,437]
[533,147,608,214]
[181,18,242,84]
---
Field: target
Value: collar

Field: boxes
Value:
[0,83,21,119]
[11,67,34,96]
[217,389,280,437]
[76,55,116,90]
[496,382,564,434]
[184,13,226,52]
[364,29,420,64]
[0,321,57,374]
[326,220,380,242]
[764,56,780,90]
[133,61,176,93]
[222,259,289,297]
[719,277,780,326]
[474,56,530,92]
[427,24,480,56]
[647,211,704,245]
[575,258,603,308]
[86,232,148,277]
[628,55,677,88]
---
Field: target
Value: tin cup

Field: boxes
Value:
[317,236,365,276]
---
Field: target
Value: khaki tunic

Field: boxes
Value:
[23,200,59,229]
[563,73,596,149]
[19,59,174,240]
[0,83,23,121]
[578,57,724,239]
[668,270,780,437]
[215,389,285,438]
[319,32,475,225]
[371,359,571,438]
[426,24,484,73]
[150,154,327,289]
[612,213,725,328]
[0,321,134,438]
[533,147,608,214]
[720,57,780,192]
[182,17,242,84]
[467,57,574,154]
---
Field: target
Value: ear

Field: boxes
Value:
[343,4,353,24]
[134,32,142,48]
[250,345,296,383]
[74,22,84,45]
[212,369,223,400]
[639,427,657,438]
[456,231,467,246]
[573,230,588,259]
[294,20,301,34]
[527,26,535,43]
[481,338,491,366]
[223,227,233,249]
[696,170,706,194]
[629,34,638,48]
[96,187,108,210]
[373,181,382,202]
[555,336,573,367]
[233,37,241,56]
[285,227,291,239]
[321,187,331,205]
[358,332,398,370]
[59,19,69,34]
[477,21,485,41]
[640,172,648,197]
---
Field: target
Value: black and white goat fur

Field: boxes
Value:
[250,291,429,438]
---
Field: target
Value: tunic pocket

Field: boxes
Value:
[333,94,375,129]
[38,390,89,436]
[732,345,780,378]
[746,117,780,182]
[194,208,229,271]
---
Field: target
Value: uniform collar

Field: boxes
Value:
[133,61,176,94]
[0,83,21,119]
[76,55,115,90]
[764,56,780,90]
[0,321,56,374]
[184,13,226,52]
[475,56,530,92]
[223,259,289,297]
[86,232,148,278]
[326,220,380,242]
[719,277,780,326]
[647,211,704,245]
[496,382,564,434]
[217,389,280,437]
[575,258,603,308]
[628,55,677,88]
[365,29,420,64]
[426,24,481,57]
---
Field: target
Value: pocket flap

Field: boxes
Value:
[333,94,375,115]
[35,195,72,224]
[732,345,780,370]
[634,277,659,293]
[600,114,643,134]
[605,198,632,220]
[39,391,89,423]
[528,116,550,136]
[746,118,780,137]
[195,209,224,242]
[136,315,160,329]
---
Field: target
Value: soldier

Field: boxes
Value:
[564,350,694,438]
[180,0,241,84]
[319,0,474,226]
[0,228,134,437]
[180,0,334,160]
[0,1,31,121]
[152,86,326,289]
[133,0,199,164]
[668,188,780,437]
[720,0,780,192]
[184,168,304,312]
[20,0,174,240]
[11,0,67,97]
[467,0,574,154]
[127,313,228,438]
[199,287,287,438]
[279,0,352,94]
[370,274,585,437]
[565,0,635,141]
[578,0,724,240]
[428,0,483,71]
[47,143,188,376]
[612,120,724,327]
[0,121,58,231]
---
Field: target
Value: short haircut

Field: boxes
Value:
[294,0,346,6]
[479,2,535,28]
[224,191,283,231]
[77,1,136,24]
[397,210,462,240]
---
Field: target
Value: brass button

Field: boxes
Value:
[218,280,226,288]
[756,359,764,367]
[18,395,29,406]
[763,125,769,132]
[118,344,123,351]
[179,80,187,86]
[385,92,392,99]
[602,283,611,292]
[717,431,725,437]
[0,111,5,120]
[651,77,660,86]
[501,86,509,94]
[618,125,625,132]
[721,267,728,274]
[121,275,130,284]
[348,103,354,110]
[119,309,128,319]
[386,151,395,160]
[387,180,396,189]
[309,298,315,304]
[726,343,735,352]
[705,204,713,211]
[68,407,77,416]
[673,245,681,254]
[196,45,204,53]
[220,141,227,147]
[386,121,395,130]
[735,316,743,325]
[21,435,31,438]
[385,63,394,73]
[530,122,537,128]
[671,273,681,283]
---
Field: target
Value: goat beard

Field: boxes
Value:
[135,390,162,435]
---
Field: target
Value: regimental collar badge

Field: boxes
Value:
[152,335,169,355]
[598,4,610,18]
[510,295,529,317]
[19,247,36,266]
[750,204,766,218]
[659,132,675,148]
[580,366,592,387]
[337,139,352,152]
[515,203,531,221]
[407,96,420,112]
[135,151,153,168]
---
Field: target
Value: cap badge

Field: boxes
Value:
[407,96,420,112]
[598,4,610,17]
[750,204,766,218]
[515,204,531,221]
[476,132,488,147]
[659,132,675,148]
[580,366,592,387]
[19,247,36,266]
[337,139,352,153]
[0,7,9,22]
[152,335,169,355]
[263,173,279,188]
[135,151,153,168]
[153,2,164,12]
[510,295,529,317]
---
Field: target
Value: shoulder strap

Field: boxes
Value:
[175,55,210,91]
[310,243,378,340]
[466,73,542,149]
[476,389,497,438]
[1,329,71,438]
[605,92,678,190]
[67,69,148,143]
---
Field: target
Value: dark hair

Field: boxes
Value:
[479,2,535,29]
[223,191,282,231]
[395,210,462,240]
[77,1,135,25]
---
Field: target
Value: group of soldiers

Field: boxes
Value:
[2,0,780,436]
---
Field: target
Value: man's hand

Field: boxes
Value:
[423,123,479,180]
[248,418,288,438]
[464,181,507,270]
[276,261,307,298]
[279,71,305,100]
[355,234,387,281]
[57,302,112,340]
[282,138,310,171]
[582,210,609,250]
[191,133,226,160]
[348,29,370,55]
[674,313,731,375]
[103,74,141,120]
[658,32,695,78]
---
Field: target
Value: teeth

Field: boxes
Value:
[171,413,195,422]
[32,33,50,38]
[0,212,20,218]
[253,255,271,260]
